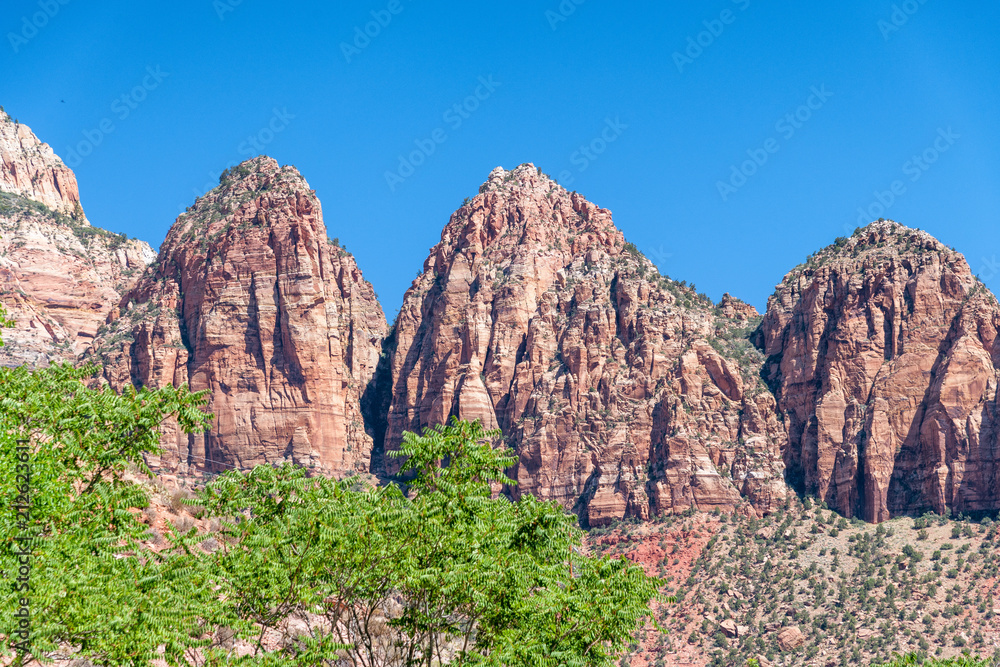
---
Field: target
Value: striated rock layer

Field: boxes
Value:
[88,157,387,477]
[385,164,787,525]
[0,110,155,366]
[758,221,1000,521]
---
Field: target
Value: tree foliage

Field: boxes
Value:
[0,359,214,661]
[197,418,660,666]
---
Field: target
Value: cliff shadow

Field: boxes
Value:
[361,326,395,480]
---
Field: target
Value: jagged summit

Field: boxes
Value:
[387,167,787,526]
[425,163,626,284]
[836,219,952,258]
[477,162,561,194]
[182,156,307,213]
[213,155,293,192]
[772,219,979,307]
[164,156,321,256]
[176,156,306,219]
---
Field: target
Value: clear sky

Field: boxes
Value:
[2,0,998,319]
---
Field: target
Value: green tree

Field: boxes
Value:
[197,418,660,666]
[0,302,214,665]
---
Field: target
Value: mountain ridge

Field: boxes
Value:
[1,109,998,527]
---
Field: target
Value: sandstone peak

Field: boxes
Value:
[0,107,154,366]
[387,168,788,526]
[89,157,387,477]
[0,107,85,219]
[760,219,1000,521]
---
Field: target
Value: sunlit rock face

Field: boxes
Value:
[0,110,155,367]
[386,164,788,526]
[88,157,387,477]
[759,221,1000,522]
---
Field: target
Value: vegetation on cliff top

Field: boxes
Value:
[0,190,132,251]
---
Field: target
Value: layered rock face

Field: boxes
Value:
[88,157,387,477]
[759,221,1000,521]
[386,164,787,525]
[0,110,155,366]
[0,109,83,216]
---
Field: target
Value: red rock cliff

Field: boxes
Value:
[0,108,83,216]
[88,157,387,477]
[385,164,787,525]
[759,221,1000,521]
[0,109,155,366]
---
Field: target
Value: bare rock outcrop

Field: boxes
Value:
[777,626,805,651]
[0,110,155,366]
[385,164,787,525]
[759,221,1000,521]
[718,293,759,322]
[87,157,387,477]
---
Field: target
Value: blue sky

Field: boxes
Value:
[2,0,998,318]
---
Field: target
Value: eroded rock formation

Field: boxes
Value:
[758,221,1000,521]
[385,164,787,525]
[5,105,997,529]
[0,109,84,216]
[0,110,155,366]
[88,157,387,477]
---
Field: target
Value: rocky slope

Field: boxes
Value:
[591,500,1000,667]
[759,221,1000,522]
[385,164,788,526]
[0,109,155,366]
[87,157,387,477]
